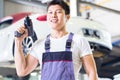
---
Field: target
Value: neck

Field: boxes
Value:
[51,31,68,39]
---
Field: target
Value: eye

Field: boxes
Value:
[47,11,52,14]
[56,10,62,13]
[57,11,61,13]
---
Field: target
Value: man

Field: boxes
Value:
[14,0,98,80]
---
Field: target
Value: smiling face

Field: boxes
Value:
[47,4,70,31]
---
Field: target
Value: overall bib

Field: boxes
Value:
[41,33,75,80]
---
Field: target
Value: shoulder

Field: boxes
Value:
[73,33,88,43]
[72,33,92,57]
[72,33,90,49]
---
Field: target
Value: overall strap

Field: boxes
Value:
[65,32,74,51]
[45,34,50,52]
[44,32,74,52]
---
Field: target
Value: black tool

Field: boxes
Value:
[14,15,34,37]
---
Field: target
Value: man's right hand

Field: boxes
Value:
[15,25,28,41]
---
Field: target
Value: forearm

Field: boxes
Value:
[82,54,99,80]
[88,72,98,80]
[14,39,27,76]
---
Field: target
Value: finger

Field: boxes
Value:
[24,28,28,36]
[17,25,26,34]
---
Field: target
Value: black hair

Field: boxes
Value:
[47,0,70,15]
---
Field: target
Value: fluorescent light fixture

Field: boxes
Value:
[37,0,52,3]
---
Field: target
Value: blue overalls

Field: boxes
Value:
[41,33,75,80]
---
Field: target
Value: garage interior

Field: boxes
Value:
[0,0,120,80]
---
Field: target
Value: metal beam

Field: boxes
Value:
[70,0,79,17]
[79,1,120,15]
[8,0,47,8]
[70,0,77,17]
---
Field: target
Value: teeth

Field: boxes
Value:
[51,19,57,23]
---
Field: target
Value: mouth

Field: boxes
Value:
[50,19,58,23]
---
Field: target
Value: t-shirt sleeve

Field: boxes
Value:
[28,38,45,60]
[79,38,92,57]
[28,41,39,59]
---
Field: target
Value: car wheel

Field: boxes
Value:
[12,31,37,56]
[22,36,34,55]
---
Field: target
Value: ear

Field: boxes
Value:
[66,15,70,21]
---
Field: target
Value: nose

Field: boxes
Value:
[52,12,57,18]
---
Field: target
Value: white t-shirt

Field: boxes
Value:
[29,33,92,80]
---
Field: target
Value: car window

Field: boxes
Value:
[0,19,12,29]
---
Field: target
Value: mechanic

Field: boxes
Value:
[14,0,98,80]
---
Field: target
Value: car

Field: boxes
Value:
[1,12,119,79]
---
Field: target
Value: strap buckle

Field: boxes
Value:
[45,40,50,50]
[66,39,72,49]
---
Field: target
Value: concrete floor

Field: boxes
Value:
[0,73,118,80]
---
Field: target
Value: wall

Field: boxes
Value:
[0,0,4,18]
[4,0,47,16]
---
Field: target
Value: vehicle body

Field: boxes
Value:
[0,13,119,79]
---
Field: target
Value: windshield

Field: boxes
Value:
[0,19,12,29]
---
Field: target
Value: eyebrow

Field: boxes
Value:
[48,9,63,12]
